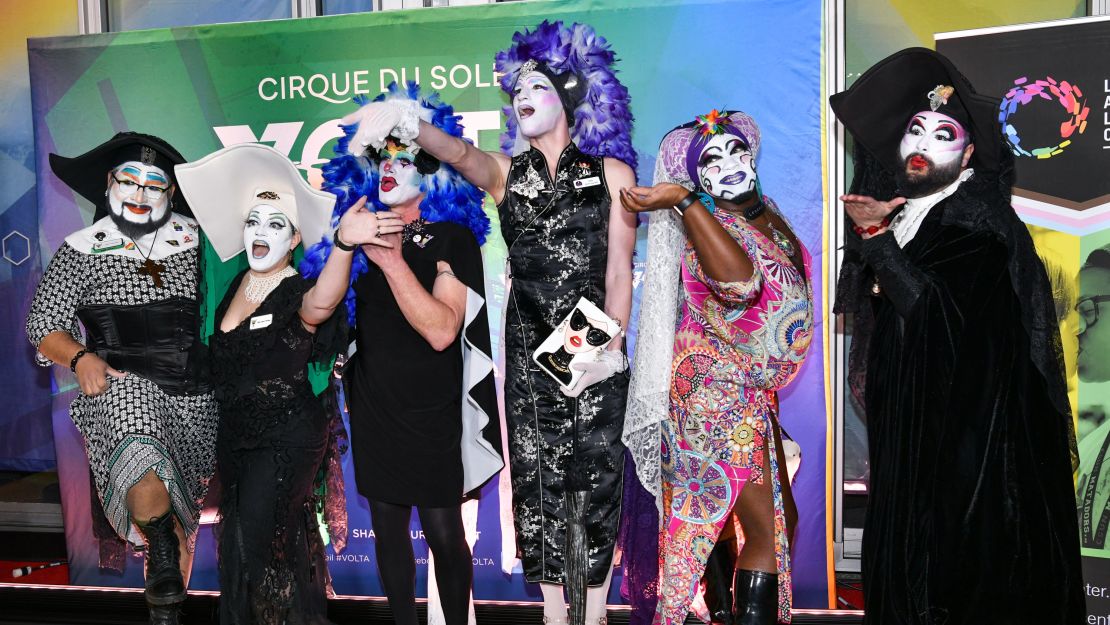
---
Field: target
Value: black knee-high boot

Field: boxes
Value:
[136,512,185,625]
[702,538,736,625]
[732,569,778,625]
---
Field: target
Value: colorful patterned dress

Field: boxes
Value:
[655,199,813,624]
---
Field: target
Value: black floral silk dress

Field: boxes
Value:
[210,272,345,625]
[498,143,628,586]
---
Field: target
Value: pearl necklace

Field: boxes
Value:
[244,265,298,304]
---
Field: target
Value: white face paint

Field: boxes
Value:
[243,204,296,272]
[377,145,423,207]
[696,133,757,200]
[512,71,565,139]
[898,110,969,172]
[108,161,172,226]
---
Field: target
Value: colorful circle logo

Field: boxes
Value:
[999,76,1088,159]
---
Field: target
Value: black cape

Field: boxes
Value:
[837,147,1084,624]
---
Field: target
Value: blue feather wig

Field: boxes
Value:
[300,82,490,326]
[495,20,637,170]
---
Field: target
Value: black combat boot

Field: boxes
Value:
[136,511,185,625]
[732,569,778,625]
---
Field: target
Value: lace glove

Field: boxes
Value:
[560,349,628,398]
[339,99,423,155]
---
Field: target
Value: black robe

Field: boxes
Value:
[840,161,1084,624]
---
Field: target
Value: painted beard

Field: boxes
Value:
[894,152,963,198]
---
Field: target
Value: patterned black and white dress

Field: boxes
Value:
[26,214,218,551]
[498,144,628,586]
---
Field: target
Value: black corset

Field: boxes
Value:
[78,297,209,395]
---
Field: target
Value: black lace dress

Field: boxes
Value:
[210,271,344,625]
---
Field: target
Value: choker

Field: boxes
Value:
[743,197,766,221]
[245,265,297,304]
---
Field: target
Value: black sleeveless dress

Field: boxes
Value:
[345,221,489,507]
[498,143,628,585]
[210,272,343,625]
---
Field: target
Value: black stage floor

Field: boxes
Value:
[0,584,864,624]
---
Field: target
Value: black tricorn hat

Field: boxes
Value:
[48,131,191,220]
[830,47,1002,174]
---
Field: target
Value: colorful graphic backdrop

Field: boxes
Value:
[27,0,828,607]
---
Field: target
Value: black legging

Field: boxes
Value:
[368,500,472,625]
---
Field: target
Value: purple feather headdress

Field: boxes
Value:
[300,82,489,325]
[495,20,637,170]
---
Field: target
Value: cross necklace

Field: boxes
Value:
[134,229,165,288]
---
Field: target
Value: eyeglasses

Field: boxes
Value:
[113,176,168,200]
[569,309,612,346]
[1077,295,1110,331]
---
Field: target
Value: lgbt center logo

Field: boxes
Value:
[999,76,1089,159]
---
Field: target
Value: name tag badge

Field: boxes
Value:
[91,238,125,253]
[249,314,273,330]
[574,176,601,189]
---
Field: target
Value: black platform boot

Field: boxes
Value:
[136,511,185,625]
[702,538,736,625]
[732,569,778,625]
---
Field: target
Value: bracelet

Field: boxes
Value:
[70,349,88,372]
[697,192,716,215]
[851,215,893,236]
[333,230,357,252]
[672,192,699,217]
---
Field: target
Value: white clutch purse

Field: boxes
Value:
[531,297,621,391]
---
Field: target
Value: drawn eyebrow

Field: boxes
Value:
[145,172,168,185]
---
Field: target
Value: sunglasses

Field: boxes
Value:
[569,309,612,346]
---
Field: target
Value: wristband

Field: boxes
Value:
[851,215,893,236]
[333,230,357,252]
[70,349,88,372]
[672,192,699,217]
[697,192,717,215]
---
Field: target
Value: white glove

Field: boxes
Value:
[560,349,627,398]
[339,99,424,156]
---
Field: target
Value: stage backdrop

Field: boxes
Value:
[937,15,1110,621]
[27,0,828,607]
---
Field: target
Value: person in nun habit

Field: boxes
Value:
[27,133,216,625]
[829,47,1084,625]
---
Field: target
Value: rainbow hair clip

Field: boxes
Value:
[695,109,729,136]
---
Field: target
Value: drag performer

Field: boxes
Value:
[303,82,502,625]
[26,133,216,625]
[340,21,637,624]
[830,48,1084,624]
[175,143,372,624]
[623,111,813,625]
